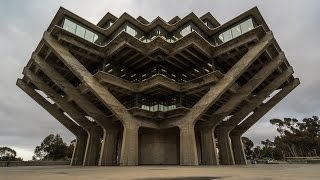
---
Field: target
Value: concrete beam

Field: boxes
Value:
[99,128,118,166]
[43,32,137,127]
[31,53,116,166]
[120,123,139,165]
[216,126,235,165]
[212,67,293,165]
[230,135,247,165]
[206,51,285,127]
[32,54,112,128]
[232,78,300,135]
[229,79,299,165]
[23,68,99,129]
[94,71,225,94]
[44,32,158,130]
[23,68,103,166]
[16,79,87,165]
[200,126,218,165]
[223,66,294,128]
[182,32,274,126]
[179,123,199,165]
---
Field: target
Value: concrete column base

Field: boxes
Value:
[200,126,218,165]
[120,124,139,166]
[230,135,247,165]
[71,134,87,165]
[217,127,235,165]
[99,128,118,166]
[83,132,101,166]
[179,124,199,165]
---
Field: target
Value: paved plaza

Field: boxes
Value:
[1,164,320,180]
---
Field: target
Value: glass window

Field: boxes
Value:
[223,29,232,42]
[231,25,242,38]
[240,18,254,34]
[84,30,95,42]
[218,34,224,43]
[63,19,76,33]
[75,25,86,38]
[180,24,191,36]
[93,34,98,42]
[126,25,137,37]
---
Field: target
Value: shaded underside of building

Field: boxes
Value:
[17,6,299,166]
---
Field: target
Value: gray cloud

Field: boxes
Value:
[0,0,319,159]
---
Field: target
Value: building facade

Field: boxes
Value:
[17,7,299,166]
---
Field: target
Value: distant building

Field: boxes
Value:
[17,7,299,166]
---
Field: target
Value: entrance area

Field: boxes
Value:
[138,127,180,165]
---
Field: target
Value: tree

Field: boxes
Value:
[34,134,69,161]
[255,116,320,160]
[0,147,22,161]
[241,136,254,159]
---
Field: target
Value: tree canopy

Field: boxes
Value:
[33,134,70,161]
[254,116,320,160]
[0,146,22,161]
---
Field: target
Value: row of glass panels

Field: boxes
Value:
[61,18,105,45]
[60,17,255,46]
[141,104,177,112]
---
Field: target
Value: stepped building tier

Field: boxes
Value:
[17,6,299,166]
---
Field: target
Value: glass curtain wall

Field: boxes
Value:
[61,18,105,45]
[60,16,256,46]
[140,96,177,112]
[213,17,255,45]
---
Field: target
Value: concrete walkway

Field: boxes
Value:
[1,164,319,180]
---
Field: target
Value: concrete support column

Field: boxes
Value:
[217,127,235,165]
[83,132,101,166]
[99,128,118,166]
[200,126,218,165]
[120,124,139,166]
[179,124,199,165]
[71,134,87,165]
[230,134,247,165]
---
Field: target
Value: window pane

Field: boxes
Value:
[218,33,224,42]
[126,25,137,37]
[241,18,254,34]
[75,25,86,38]
[84,30,95,42]
[231,25,242,38]
[63,19,76,33]
[223,29,232,42]
[93,34,98,42]
[180,24,191,36]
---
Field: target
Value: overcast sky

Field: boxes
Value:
[0,0,319,160]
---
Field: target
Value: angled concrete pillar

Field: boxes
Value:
[71,134,87,165]
[16,79,87,165]
[22,68,103,166]
[217,126,235,165]
[234,78,300,134]
[179,123,199,165]
[200,126,218,165]
[83,132,101,166]
[230,134,246,165]
[183,32,274,125]
[99,128,118,166]
[205,51,285,128]
[120,123,139,166]
[230,79,300,164]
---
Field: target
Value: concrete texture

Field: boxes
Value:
[1,165,320,180]
[17,7,300,166]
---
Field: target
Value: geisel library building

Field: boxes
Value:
[17,6,299,166]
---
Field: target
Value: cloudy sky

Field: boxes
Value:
[0,0,319,160]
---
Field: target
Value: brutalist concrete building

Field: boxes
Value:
[17,7,299,166]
